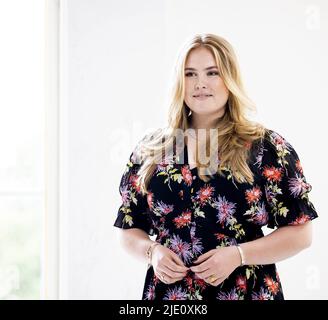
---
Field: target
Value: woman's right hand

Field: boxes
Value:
[151,245,189,284]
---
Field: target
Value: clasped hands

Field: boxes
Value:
[189,246,241,286]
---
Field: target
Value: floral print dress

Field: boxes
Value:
[113,128,318,300]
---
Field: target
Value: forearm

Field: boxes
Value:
[118,228,156,263]
[240,223,312,265]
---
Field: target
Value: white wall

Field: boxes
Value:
[59,0,328,299]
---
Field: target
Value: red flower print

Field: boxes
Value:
[147,192,153,208]
[194,278,207,291]
[289,213,310,225]
[197,184,215,204]
[215,233,227,240]
[262,165,283,182]
[236,275,247,293]
[153,274,160,285]
[264,275,279,295]
[185,275,194,291]
[295,159,303,174]
[129,174,141,193]
[173,210,192,228]
[181,165,193,186]
[245,186,262,204]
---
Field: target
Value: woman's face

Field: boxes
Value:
[184,47,229,118]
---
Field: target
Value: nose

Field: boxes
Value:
[195,82,207,90]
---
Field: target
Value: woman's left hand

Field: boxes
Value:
[189,246,241,286]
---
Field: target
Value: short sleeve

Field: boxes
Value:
[113,148,157,237]
[260,129,318,229]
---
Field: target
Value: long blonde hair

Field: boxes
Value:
[136,33,266,195]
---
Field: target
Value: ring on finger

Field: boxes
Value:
[207,274,218,284]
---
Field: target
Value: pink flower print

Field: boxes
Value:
[120,185,131,206]
[153,200,174,217]
[246,202,269,226]
[163,286,188,300]
[213,195,237,227]
[169,234,193,264]
[288,174,312,198]
[251,287,272,300]
[144,284,156,300]
[217,288,239,300]
[271,131,290,152]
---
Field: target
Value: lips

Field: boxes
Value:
[193,94,212,97]
[193,94,213,100]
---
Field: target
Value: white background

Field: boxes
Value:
[59,0,327,299]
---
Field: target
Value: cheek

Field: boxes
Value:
[214,80,229,96]
[184,82,193,100]
[184,80,193,93]
[213,78,225,88]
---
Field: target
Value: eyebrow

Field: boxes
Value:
[184,66,218,71]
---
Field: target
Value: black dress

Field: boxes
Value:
[113,128,318,300]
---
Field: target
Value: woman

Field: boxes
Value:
[113,33,318,300]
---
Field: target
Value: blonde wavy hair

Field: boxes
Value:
[135,33,266,195]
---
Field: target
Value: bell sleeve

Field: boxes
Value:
[261,130,318,229]
[113,148,157,237]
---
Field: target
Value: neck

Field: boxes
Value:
[188,113,225,132]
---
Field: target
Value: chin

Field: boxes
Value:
[191,108,219,115]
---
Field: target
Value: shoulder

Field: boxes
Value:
[250,128,297,169]
[259,128,301,171]
[263,128,293,151]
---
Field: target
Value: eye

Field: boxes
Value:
[185,71,219,77]
[185,72,195,77]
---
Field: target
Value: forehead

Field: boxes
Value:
[185,47,217,68]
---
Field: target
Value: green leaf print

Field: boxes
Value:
[123,214,133,226]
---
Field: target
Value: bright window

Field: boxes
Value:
[0,0,45,299]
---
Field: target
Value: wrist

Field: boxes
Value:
[235,244,245,267]
[146,241,161,265]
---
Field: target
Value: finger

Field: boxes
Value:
[190,262,211,273]
[171,255,189,272]
[193,250,215,264]
[210,275,225,286]
[156,270,183,284]
[155,270,171,283]
[198,269,221,280]
[166,259,189,274]
[161,264,188,278]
